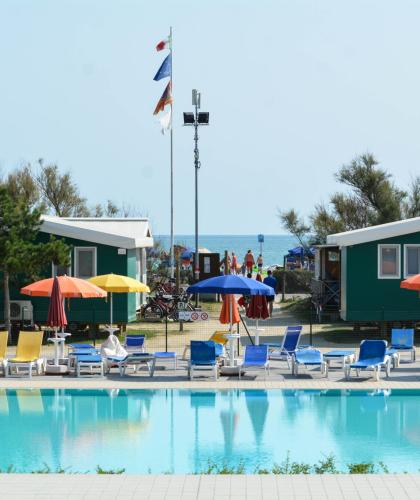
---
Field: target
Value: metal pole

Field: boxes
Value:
[169,26,175,279]
[194,97,200,307]
[282,255,286,302]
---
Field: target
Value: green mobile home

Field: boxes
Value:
[313,218,420,324]
[1,216,153,329]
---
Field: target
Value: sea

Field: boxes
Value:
[156,234,298,267]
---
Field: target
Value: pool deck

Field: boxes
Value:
[1,472,420,499]
[0,353,419,390]
[2,353,420,499]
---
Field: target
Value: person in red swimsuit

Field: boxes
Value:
[244,250,255,275]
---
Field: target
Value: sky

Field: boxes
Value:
[1,0,420,235]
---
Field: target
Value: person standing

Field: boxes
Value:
[244,250,255,275]
[263,269,277,317]
[231,252,238,274]
[257,254,263,274]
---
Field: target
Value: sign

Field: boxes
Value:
[204,256,210,274]
[178,311,209,321]
[117,248,127,255]
[258,234,264,243]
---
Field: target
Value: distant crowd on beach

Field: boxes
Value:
[219,250,277,316]
[219,249,265,276]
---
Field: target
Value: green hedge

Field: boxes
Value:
[272,269,312,294]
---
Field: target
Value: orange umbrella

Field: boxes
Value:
[21,275,107,298]
[219,294,240,324]
[400,274,420,292]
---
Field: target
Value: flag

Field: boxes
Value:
[158,108,172,134]
[153,53,172,81]
[156,38,169,51]
[153,82,172,115]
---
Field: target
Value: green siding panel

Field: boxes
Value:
[345,233,420,321]
[0,233,139,325]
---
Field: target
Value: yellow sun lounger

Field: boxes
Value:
[5,331,45,378]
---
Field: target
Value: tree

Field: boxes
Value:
[4,164,42,210]
[36,159,89,216]
[279,209,311,249]
[281,153,420,244]
[403,177,420,218]
[336,153,405,225]
[0,186,69,334]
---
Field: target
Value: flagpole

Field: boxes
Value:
[169,26,175,279]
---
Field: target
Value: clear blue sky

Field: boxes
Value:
[1,0,420,235]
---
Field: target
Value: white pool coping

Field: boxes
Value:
[1,473,419,499]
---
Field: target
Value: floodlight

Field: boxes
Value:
[183,112,195,125]
[197,112,209,125]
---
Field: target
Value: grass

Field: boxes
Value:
[0,455,401,475]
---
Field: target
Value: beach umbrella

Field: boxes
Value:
[187,275,275,296]
[88,274,150,326]
[187,275,274,366]
[47,277,68,334]
[219,295,240,325]
[21,275,107,298]
[244,390,269,447]
[246,275,269,345]
[401,274,420,293]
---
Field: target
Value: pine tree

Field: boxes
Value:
[0,186,69,334]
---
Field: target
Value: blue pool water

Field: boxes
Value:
[0,389,419,473]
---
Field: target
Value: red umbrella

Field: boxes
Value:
[246,274,269,345]
[47,277,67,333]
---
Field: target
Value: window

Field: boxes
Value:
[74,247,97,279]
[378,244,400,279]
[404,245,420,277]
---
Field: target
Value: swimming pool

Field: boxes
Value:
[0,389,419,473]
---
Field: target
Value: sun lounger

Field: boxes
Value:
[107,353,156,377]
[0,331,8,374]
[188,341,218,380]
[124,335,146,353]
[263,326,302,367]
[182,331,229,360]
[239,345,269,379]
[76,355,104,377]
[390,329,416,362]
[293,348,328,377]
[5,331,44,378]
[345,340,390,381]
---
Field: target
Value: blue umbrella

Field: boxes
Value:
[187,275,275,296]
[187,275,274,367]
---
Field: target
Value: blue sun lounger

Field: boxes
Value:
[188,341,218,381]
[239,345,269,379]
[345,340,390,381]
[293,349,328,377]
[263,326,302,367]
[390,329,416,363]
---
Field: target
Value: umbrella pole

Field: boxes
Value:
[229,295,235,366]
[255,319,259,346]
[110,292,113,327]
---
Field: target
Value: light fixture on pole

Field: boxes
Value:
[183,89,209,293]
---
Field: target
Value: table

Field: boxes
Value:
[324,350,356,369]
[386,348,400,368]
[253,328,264,346]
[154,352,177,370]
[220,333,242,375]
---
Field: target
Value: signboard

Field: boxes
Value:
[204,256,210,274]
[178,311,209,321]
[258,234,264,243]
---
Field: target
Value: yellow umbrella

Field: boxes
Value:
[88,274,150,325]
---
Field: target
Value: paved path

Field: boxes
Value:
[1,473,419,499]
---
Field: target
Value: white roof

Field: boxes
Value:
[40,216,154,249]
[327,217,420,247]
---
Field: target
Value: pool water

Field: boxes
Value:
[0,389,419,473]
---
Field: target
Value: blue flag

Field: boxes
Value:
[153,53,172,81]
